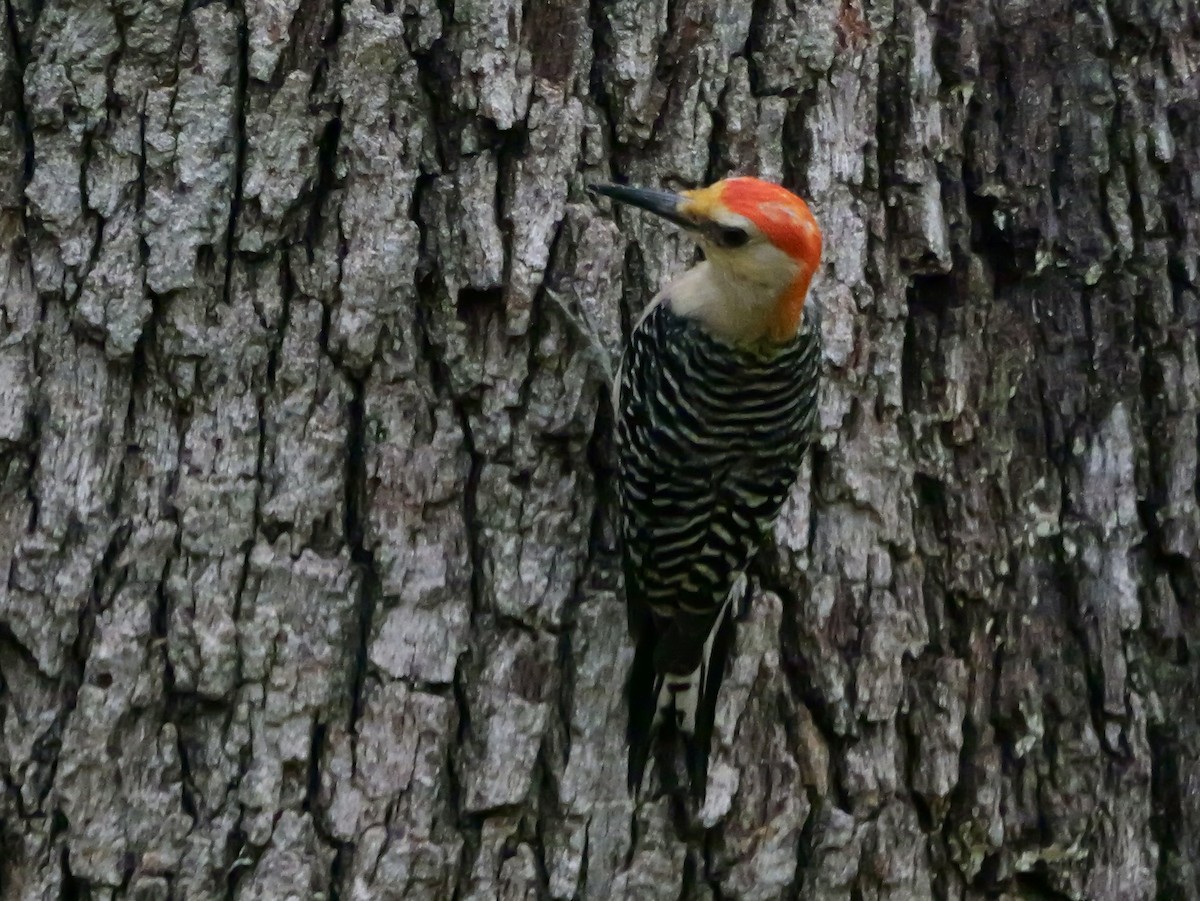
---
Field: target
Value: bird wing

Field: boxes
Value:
[621,456,796,797]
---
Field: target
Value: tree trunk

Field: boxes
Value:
[1,0,1198,897]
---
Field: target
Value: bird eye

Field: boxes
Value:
[715,225,750,248]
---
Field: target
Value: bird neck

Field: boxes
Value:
[660,261,810,348]
[767,267,814,344]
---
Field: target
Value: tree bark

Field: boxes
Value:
[1,0,1198,897]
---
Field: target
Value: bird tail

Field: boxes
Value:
[626,590,739,802]
[683,599,737,799]
[626,621,661,795]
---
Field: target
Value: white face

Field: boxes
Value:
[696,211,804,302]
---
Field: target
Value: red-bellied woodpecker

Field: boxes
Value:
[590,177,822,801]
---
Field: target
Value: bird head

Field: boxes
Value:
[591,177,822,344]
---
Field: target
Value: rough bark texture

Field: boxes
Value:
[0,0,1198,897]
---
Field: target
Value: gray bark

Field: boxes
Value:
[1,0,1198,898]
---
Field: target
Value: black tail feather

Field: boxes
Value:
[626,600,740,803]
[626,625,660,795]
[684,604,737,802]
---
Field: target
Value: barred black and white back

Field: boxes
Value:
[617,298,821,799]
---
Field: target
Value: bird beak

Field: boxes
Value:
[589,183,696,230]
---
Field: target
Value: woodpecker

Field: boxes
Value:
[591,177,822,801]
